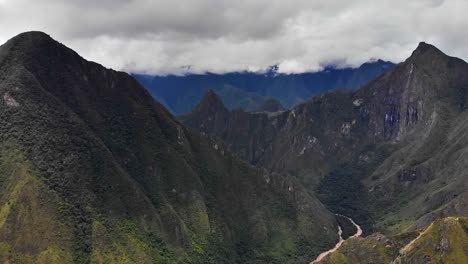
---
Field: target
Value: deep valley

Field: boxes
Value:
[0,31,466,264]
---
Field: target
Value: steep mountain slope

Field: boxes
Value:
[321,217,468,264]
[134,60,395,114]
[0,31,338,263]
[182,42,468,236]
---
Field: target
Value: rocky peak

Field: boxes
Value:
[413,41,441,54]
[0,31,85,71]
[180,89,231,134]
[193,89,228,114]
[408,41,450,63]
[2,31,59,55]
[355,41,468,140]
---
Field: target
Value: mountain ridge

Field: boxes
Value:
[321,216,468,263]
[0,31,338,263]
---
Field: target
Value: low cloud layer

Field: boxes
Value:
[0,0,467,74]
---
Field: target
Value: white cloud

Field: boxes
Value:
[0,0,467,74]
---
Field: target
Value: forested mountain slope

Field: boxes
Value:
[0,31,338,264]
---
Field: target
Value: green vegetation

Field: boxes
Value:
[317,144,396,232]
[2,30,468,264]
[335,215,357,239]
[90,219,177,264]
[400,217,468,263]
[0,143,75,263]
[0,31,339,264]
[322,217,468,264]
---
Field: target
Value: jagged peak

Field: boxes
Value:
[410,41,447,60]
[193,89,228,113]
[416,41,437,51]
[202,89,222,103]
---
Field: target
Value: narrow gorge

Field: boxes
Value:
[311,214,363,264]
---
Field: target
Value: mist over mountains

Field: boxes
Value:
[1,0,468,263]
[134,59,394,114]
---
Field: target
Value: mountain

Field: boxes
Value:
[0,32,339,263]
[180,91,281,166]
[208,85,285,113]
[182,41,468,241]
[133,60,395,114]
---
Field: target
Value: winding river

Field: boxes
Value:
[310,214,363,264]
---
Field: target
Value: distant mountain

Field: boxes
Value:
[133,59,395,114]
[254,98,285,113]
[182,41,468,241]
[0,32,338,263]
[215,84,280,112]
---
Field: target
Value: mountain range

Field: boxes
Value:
[134,60,395,114]
[0,31,467,264]
[182,42,468,263]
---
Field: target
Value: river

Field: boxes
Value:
[310,214,363,264]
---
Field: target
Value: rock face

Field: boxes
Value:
[356,42,468,142]
[0,32,338,263]
[134,60,395,114]
[182,42,468,235]
[355,42,468,231]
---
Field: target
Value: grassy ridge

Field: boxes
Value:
[0,143,75,263]
[321,217,468,263]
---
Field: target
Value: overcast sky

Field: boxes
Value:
[0,0,467,75]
